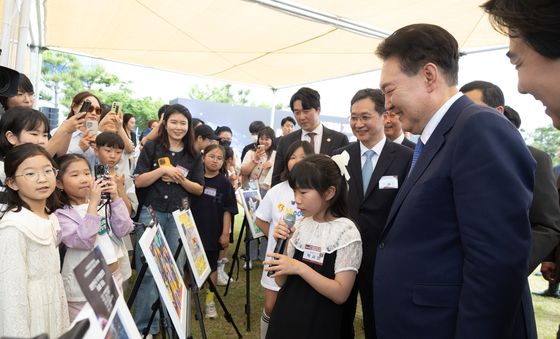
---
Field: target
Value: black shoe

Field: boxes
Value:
[532,289,560,298]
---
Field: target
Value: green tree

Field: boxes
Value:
[188,84,250,105]
[187,83,283,109]
[96,90,164,130]
[41,51,164,130]
[529,126,560,165]
[40,51,81,108]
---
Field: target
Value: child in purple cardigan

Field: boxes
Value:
[54,154,133,322]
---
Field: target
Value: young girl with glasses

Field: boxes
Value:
[0,144,69,338]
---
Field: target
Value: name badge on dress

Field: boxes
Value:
[302,244,324,265]
[204,186,217,197]
[379,175,398,189]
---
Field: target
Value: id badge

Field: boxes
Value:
[302,244,324,265]
[379,175,399,189]
[204,186,217,197]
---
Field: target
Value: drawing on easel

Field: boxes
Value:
[138,225,187,339]
[239,189,265,238]
[172,208,211,288]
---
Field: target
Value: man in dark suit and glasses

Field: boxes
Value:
[382,110,416,149]
[271,87,349,186]
[373,23,536,339]
[335,89,412,339]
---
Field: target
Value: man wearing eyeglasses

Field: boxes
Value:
[383,111,416,150]
[334,88,412,339]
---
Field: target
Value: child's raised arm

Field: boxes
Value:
[108,198,134,238]
[56,207,100,250]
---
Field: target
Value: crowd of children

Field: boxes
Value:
[0,75,362,339]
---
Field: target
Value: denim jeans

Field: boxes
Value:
[132,207,185,335]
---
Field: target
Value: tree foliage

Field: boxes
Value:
[40,51,163,129]
[187,83,283,109]
[529,126,560,165]
[188,84,250,105]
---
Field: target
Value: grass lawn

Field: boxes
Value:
[140,212,559,339]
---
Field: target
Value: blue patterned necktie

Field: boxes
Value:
[362,150,375,194]
[409,140,424,173]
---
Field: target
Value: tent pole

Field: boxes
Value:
[1,0,15,66]
[269,87,277,130]
[15,0,32,72]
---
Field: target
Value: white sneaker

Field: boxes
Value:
[217,270,233,286]
[205,301,218,319]
[243,260,253,270]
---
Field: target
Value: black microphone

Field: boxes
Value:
[267,212,296,277]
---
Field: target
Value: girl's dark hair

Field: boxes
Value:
[257,126,276,157]
[288,154,349,219]
[0,107,50,157]
[55,153,91,207]
[157,104,196,157]
[123,113,134,130]
[0,74,34,110]
[67,91,102,118]
[147,119,158,128]
[215,126,232,136]
[203,144,227,173]
[280,141,314,181]
[3,144,59,215]
[224,146,234,161]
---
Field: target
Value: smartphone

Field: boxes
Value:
[94,164,109,181]
[93,164,111,199]
[79,100,92,113]
[94,164,110,200]
[85,120,98,132]
[158,157,172,167]
[111,102,122,115]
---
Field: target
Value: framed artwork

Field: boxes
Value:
[138,225,187,339]
[172,208,211,288]
[239,188,265,238]
[69,298,141,339]
[73,247,118,330]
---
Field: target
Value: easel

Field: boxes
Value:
[224,216,253,332]
[127,209,175,339]
[129,204,242,339]
[173,200,242,339]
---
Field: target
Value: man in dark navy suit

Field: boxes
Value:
[373,24,536,339]
[271,87,349,186]
[335,89,412,339]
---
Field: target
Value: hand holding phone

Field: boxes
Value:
[85,120,98,133]
[111,102,122,115]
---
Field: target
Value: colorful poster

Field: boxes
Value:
[239,189,265,238]
[138,225,187,339]
[172,208,211,288]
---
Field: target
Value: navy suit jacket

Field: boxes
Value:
[271,125,349,186]
[401,137,416,150]
[374,96,537,339]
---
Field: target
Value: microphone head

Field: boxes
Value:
[284,212,296,228]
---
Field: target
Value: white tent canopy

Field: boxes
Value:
[1,0,506,89]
